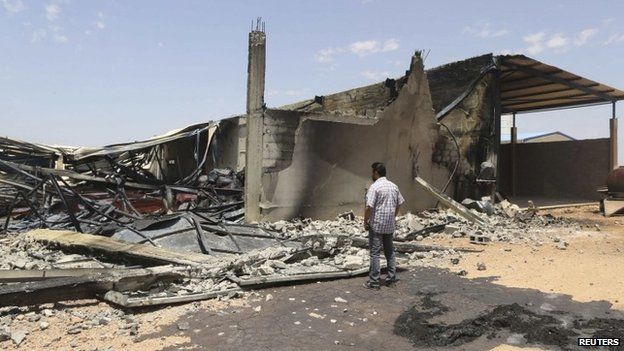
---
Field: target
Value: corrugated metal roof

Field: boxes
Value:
[498,55,624,113]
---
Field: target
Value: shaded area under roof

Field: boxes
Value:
[498,55,624,113]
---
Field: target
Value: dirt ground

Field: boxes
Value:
[1,205,622,351]
[434,205,624,311]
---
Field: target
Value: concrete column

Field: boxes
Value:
[510,114,517,195]
[244,26,266,223]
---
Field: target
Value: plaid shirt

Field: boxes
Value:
[366,177,405,234]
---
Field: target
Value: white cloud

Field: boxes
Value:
[604,33,624,45]
[349,40,380,56]
[45,3,60,21]
[463,21,508,38]
[523,32,546,55]
[316,38,399,63]
[1,0,25,13]
[95,12,106,30]
[31,23,68,44]
[53,33,68,43]
[522,27,604,54]
[382,38,399,52]
[574,28,598,46]
[315,47,341,63]
[348,38,399,57]
[546,33,568,50]
[31,28,46,43]
[361,70,390,81]
[158,42,165,48]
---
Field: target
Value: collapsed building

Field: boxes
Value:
[213,30,624,222]
[0,24,623,314]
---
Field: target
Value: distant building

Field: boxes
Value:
[502,131,576,144]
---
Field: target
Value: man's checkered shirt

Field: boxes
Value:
[366,177,405,234]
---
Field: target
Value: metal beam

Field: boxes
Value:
[503,61,616,101]
[503,99,607,114]
[503,93,597,109]
[611,101,619,169]
[502,84,600,100]
[500,78,583,94]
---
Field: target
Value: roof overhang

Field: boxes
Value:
[498,55,624,114]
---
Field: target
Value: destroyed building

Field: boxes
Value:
[2,26,624,224]
[0,23,623,315]
[212,38,624,222]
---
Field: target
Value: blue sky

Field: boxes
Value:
[1,1,623,163]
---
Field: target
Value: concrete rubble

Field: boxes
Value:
[0,197,581,310]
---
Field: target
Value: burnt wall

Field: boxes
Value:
[258,56,448,221]
[213,117,243,171]
[427,54,493,113]
[427,55,495,201]
[431,75,494,200]
[498,138,610,200]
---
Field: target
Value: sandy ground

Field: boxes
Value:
[1,205,622,350]
[432,205,624,311]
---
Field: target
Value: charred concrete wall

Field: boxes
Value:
[213,117,244,171]
[428,55,495,200]
[498,138,609,200]
[257,56,448,221]
[262,110,300,173]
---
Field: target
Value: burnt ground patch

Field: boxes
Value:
[395,292,624,350]
[395,296,575,349]
[147,267,624,351]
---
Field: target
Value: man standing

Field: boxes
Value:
[364,162,404,289]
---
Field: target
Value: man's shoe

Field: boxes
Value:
[363,281,380,290]
[384,278,399,287]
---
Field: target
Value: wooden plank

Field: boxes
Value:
[414,176,488,228]
[26,229,215,266]
[103,288,241,308]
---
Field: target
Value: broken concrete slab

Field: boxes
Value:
[414,176,488,228]
[0,266,185,307]
[350,237,481,253]
[26,229,215,266]
[103,287,242,308]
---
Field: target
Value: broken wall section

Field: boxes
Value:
[258,55,448,221]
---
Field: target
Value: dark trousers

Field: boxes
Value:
[368,229,396,285]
